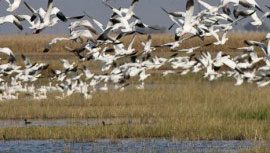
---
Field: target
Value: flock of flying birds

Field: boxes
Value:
[0,0,270,101]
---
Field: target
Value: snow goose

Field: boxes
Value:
[4,0,21,12]
[0,15,23,30]
[0,48,16,64]
[43,37,70,53]
[178,46,200,54]
[239,0,264,13]
[180,0,199,36]
[142,35,155,55]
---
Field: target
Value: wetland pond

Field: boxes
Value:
[0,119,267,152]
[0,139,261,153]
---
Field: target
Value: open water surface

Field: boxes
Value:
[0,139,260,153]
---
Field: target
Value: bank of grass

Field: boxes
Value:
[0,121,266,141]
[0,75,270,140]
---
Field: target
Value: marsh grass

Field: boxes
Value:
[0,75,270,140]
[0,33,270,141]
[0,32,265,53]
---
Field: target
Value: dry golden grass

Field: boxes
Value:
[0,33,269,141]
[0,32,265,71]
[0,32,265,54]
[0,75,270,140]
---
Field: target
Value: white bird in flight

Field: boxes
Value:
[4,0,21,12]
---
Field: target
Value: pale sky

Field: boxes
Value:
[0,0,269,34]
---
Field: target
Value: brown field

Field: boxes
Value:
[0,32,266,71]
[0,32,270,148]
[0,32,265,54]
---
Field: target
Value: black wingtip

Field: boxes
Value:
[74,15,85,20]
[21,54,26,60]
[255,5,264,13]
[30,14,37,22]
[168,23,175,30]
[161,7,169,14]
[43,48,50,53]
[131,0,139,6]
[222,6,231,16]
[14,22,23,31]
[243,40,248,44]
[175,34,180,41]
[265,5,270,10]
[57,12,68,22]
[204,43,213,47]
[186,0,194,11]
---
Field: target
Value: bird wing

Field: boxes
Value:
[126,0,139,19]
[21,54,32,67]
[128,35,136,51]
[23,1,36,13]
[267,40,270,56]
[0,48,16,63]
[198,0,213,11]
[184,0,194,28]
[84,12,105,32]
[44,0,54,23]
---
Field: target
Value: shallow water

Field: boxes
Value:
[0,139,257,153]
